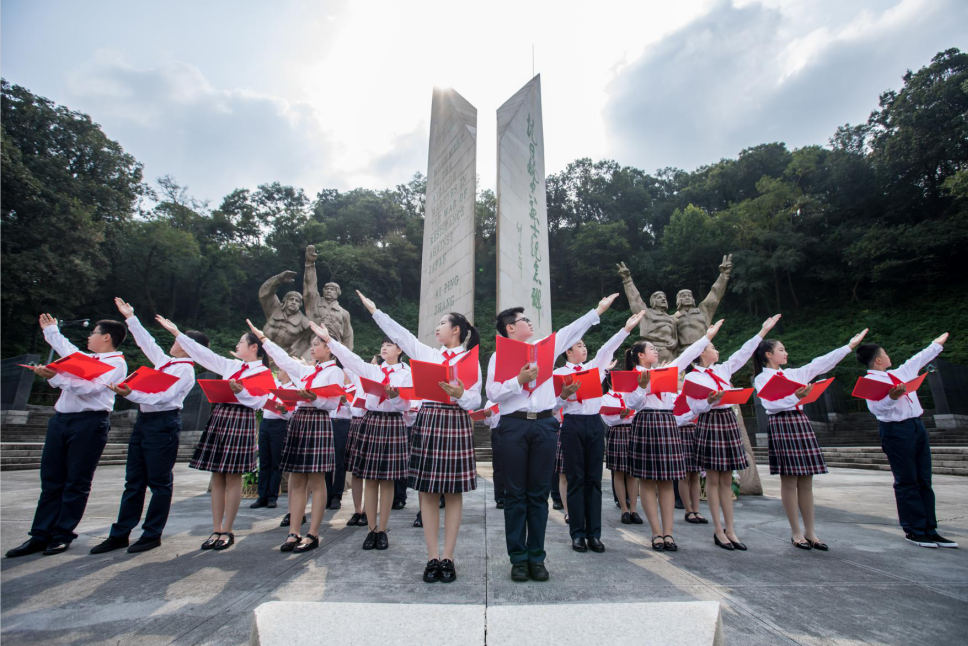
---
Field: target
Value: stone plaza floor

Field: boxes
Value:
[1,463,966,645]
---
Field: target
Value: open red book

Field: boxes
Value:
[494,334,556,390]
[469,403,499,422]
[411,346,479,403]
[609,371,641,393]
[396,386,418,401]
[681,379,715,401]
[672,393,690,416]
[757,372,805,401]
[46,352,117,381]
[197,370,276,404]
[599,405,635,418]
[268,386,343,404]
[358,376,391,403]
[647,366,678,395]
[851,373,926,401]
[265,396,297,413]
[553,368,603,402]
[718,388,754,406]
[795,377,834,407]
[119,366,180,394]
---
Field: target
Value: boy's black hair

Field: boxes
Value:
[495,307,525,338]
[94,319,127,350]
[856,343,882,368]
[184,330,210,348]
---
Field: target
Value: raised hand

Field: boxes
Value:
[308,321,331,342]
[107,383,133,397]
[794,384,814,400]
[155,315,180,337]
[934,332,949,346]
[517,364,539,386]
[114,298,135,319]
[624,310,646,332]
[888,384,907,400]
[706,319,725,339]
[616,262,631,281]
[707,390,725,405]
[246,319,267,342]
[305,245,318,263]
[280,270,297,283]
[596,293,620,315]
[228,380,244,394]
[759,314,782,338]
[719,254,733,275]
[38,313,58,329]
[356,290,377,315]
[846,328,869,350]
[439,379,465,399]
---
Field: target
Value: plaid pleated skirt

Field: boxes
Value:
[605,423,633,474]
[630,409,686,481]
[190,403,257,474]
[280,407,334,473]
[408,402,477,493]
[767,410,828,476]
[678,423,701,473]
[695,408,749,472]
[353,410,409,481]
[554,428,564,474]
[344,416,365,473]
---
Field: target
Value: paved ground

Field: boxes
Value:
[1,463,966,645]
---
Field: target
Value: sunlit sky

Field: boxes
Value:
[3,0,965,204]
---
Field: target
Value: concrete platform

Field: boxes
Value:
[2,463,966,645]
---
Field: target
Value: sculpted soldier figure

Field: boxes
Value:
[258,271,313,360]
[304,245,354,350]
[674,254,733,348]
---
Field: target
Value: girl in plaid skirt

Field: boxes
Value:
[626,321,723,551]
[601,389,641,525]
[676,407,707,525]
[360,291,483,585]
[157,317,270,552]
[251,320,346,554]
[312,321,412,553]
[684,314,782,552]
[752,329,868,551]
[341,373,369,528]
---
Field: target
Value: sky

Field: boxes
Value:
[2,0,966,206]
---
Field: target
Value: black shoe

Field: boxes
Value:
[280,514,290,527]
[413,512,423,528]
[212,532,235,550]
[90,536,129,554]
[362,531,377,550]
[615,501,621,508]
[675,499,685,510]
[528,562,549,581]
[293,534,319,553]
[728,538,747,551]
[249,499,268,509]
[511,563,530,582]
[928,533,958,548]
[662,535,677,552]
[714,534,735,551]
[392,500,406,510]
[281,533,301,552]
[439,558,457,583]
[347,513,362,527]
[127,537,161,554]
[375,531,389,550]
[267,500,277,509]
[621,512,632,525]
[552,500,564,511]
[6,539,48,558]
[358,512,368,527]
[43,541,71,555]
[439,496,446,509]
[652,535,665,551]
[685,512,702,524]
[905,533,938,548]
[572,537,588,552]
[423,559,441,583]
[630,512,644,525]
[328,498,341,510]
[791,537,812,550]
[496,500,505,509]
[587,537,605,553]
[201,532,222,550]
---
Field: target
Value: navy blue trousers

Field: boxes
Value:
[110,410,180,540]
[325,418,350,504]
[30,411,110,543]
[499,415,558,563]
[561,414,605,540]
[879,418,937,535]
[257,418,288,503]
[491,426,506,503]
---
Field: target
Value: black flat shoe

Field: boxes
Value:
[280,513,304,527]
[552,500,564,511]
[496,501,505,509]
[652,535,665,551]
[714,534,735,551]
[413,512,423,528]
[391,500,406,510]
[695,514,709,524]
[621,512,632,524]
[267,500,277,509]
[212,533,235,550]
[792,538,812,550]
[6,539,48,558]
[293,534,319,553]
[808,539,829,551]
[347,513,362,527]
[358,512,368,527]
[439,496,446,509]
[564,514,569,524]
[630,512,644,525]
[281,533,301,552]
[90,536,129,554]
[439,558,457,583]
[375,531,389,550]
[328,499,341,510]
[423,559,441,582]
[572,537,588,552]
[587,537,605,553]
[362,531,377,550]
[249,499,268,508]
[511,563,530,582]
[674,499,685,510]
[728,538,747,551]
[43,541,71,555]
[663,535,678,552]
[201,533,222,550]
[127,537,161,553]
[528,562,549,582]
[685,512,702,524]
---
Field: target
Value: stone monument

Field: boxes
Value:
[496,75,552,339]
[258,271,313,360]
[417,87,478,345]
[304,245,354,350]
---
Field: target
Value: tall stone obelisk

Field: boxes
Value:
[418,88,478,345]
[496,75,552,339]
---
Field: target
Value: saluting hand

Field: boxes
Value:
[624,310,646,332]
[848,328,869,350]
[758,314,781,338]
[38,313,58,330]
[356,290,377,315]
[246,319,267,342]
[706,319,725,339]
[934,332,949,346]
[114,298,135,319]
[309,321,331,343]
[596,293,620,315]
[156,315,180,337]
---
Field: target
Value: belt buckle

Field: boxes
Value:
[526,412,537,420]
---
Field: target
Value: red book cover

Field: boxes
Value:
[599,406,634,419]
[269,388,311,403]
[411,360,453,403]
[553,368,603,402]
[852,373,926,401]
[198,379,240,404]
[396,386,418,401]
[718,388,754,406]
[648,366,679,395]
[468,404,499,421]
[47,352,116,381]
[494,334,556,387]
[358,376,390,403]
[757,372,805,401]
[311,384,346,399]
[119,366,180,394]
[453,345,479,386]
[681,379,715,401]
[610,371,641,393]
[796,377,834,407]
[238,370,276,396]
[672,393,690,416]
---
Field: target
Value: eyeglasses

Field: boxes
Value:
[512,317,531,325]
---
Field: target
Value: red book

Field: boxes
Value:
[852,373,926,401]
[265,397,296,413]
[719,388,754,406]
[796,377,834,407]
[396,386,418,401]
[681,379,715,401]
[198,379,242,404]
[610,371,641,393]
[469,403,499,422]
[672,393,690,416]
[238,370,276,397]
[599,405,634,419]
[119,366,180,394]
[757,373,805,401]
[352,394,367,409]
[648,366,679,395]
[47,352,116,381]
[269,388,313,404]
[358,376,390,403]
[553,368,603,402]
[493,334,556,388]
[311,384,346,399]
